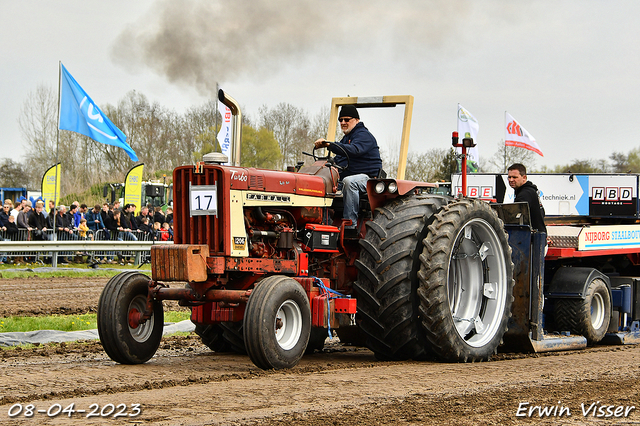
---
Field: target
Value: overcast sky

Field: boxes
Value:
[2,0,639,172]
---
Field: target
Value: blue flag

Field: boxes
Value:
[58,63,138,161]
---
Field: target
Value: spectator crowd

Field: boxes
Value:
[0,197,174,265]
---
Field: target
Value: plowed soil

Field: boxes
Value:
[1,276,639,425]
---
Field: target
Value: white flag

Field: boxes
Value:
[457,104,480,167]
[505,112,543,157]
[217,101,232,164]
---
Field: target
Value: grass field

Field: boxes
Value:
[0,263,151,279]
[0,311,191,333]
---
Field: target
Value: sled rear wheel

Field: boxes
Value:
[555,277,611,344]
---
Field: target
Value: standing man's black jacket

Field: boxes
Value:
[514,181,546,234]
[4,221,19,240]
[28,210,47,230]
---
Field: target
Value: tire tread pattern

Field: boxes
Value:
[354,194,449,360]
[554,278,610,345]
[97,271,163,364]
[417,199,514,362]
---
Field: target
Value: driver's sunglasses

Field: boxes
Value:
[338,117,353,123]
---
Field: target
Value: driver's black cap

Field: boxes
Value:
[339,105,359,119]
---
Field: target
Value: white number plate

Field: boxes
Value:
[189,184,218,216]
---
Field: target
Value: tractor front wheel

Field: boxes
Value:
[243,275,311,370]
[98,272,163,364]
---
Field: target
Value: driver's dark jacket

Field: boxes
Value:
[328,122,382,179]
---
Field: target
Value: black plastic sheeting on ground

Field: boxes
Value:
[0,267,195,346]
[0,320,195,346]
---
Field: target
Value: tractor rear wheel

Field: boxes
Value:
[220,321,247,354]
[98,271,163,364]
[554,277,611,344]
[243,275,311,370]
[305,327,329,354]
[418,199,514,362]
[194,324,232,352]
[354,194,449,360]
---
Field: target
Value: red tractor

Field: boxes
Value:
[97,93,514,369]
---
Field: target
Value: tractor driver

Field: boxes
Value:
[314,105,382,233]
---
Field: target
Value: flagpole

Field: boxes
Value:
[52,62,63,243]
[503,111,507,172]
[215,82,219,151]
[456,103,460,173]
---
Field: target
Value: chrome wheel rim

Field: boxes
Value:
[447,218,508,348]
[128,294,155,343]
[591,291,605,330]
[275,299,303,350]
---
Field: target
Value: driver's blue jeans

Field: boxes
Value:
[342,174,369,229]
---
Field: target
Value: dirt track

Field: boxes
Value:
[1,276,640,425]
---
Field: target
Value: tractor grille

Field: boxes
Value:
[173,165,225,255]
[249,174,264,190]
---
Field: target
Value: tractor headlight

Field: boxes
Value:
[387,181,398,194]
[374,181,386,194]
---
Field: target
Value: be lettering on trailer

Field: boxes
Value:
[579,225,640,250]
[456,185,493,199]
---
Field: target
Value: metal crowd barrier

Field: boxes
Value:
[0,228,173,267]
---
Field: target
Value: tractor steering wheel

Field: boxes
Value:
[308,143,350,172]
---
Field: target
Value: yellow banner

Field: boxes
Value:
[124,164,144,214]
[41,163,61,207]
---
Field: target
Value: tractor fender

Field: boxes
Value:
[546,267,611,300]
[366,179,441,212]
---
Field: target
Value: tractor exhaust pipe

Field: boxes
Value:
[218,89,243,167]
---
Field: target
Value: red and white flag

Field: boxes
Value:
[505,112,543,157]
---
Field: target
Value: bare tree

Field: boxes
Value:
[404,148,458,182]
[552,159,606,173]
[258,103,311,170]
[0,159,31,188]
[183,100,217,164]
[487,139,538,172]
[19,84,59,187]
[610,151,628,172]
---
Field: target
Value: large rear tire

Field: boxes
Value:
[418,199,514,362]
[243,275,311,370]
[98,271,163,364]
[354,194,450,360]
[554,277,611,345]
[187,280,245,354]
[194,323,232,352]
[220,321,247,354]
[305,327,328,354]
